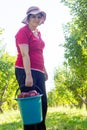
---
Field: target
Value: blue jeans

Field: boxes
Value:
[15,68,47,130]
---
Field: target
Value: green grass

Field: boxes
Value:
[0,107,87,130]
[47,107,87,130]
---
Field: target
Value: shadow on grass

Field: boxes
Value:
[0,115,23,130]
[46,112,87,130]
[0,121,23,130]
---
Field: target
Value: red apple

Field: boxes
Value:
[28,90,38,96]
[17,90,40,98]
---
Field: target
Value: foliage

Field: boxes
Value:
[53,67,78,107]
[53,0,87,108]
[0,107,87,130]
[47,88,59,107]
[0,28,18,112]
[0,53,18,112]
[51,0,87,108]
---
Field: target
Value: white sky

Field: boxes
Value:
[0,0,71,91]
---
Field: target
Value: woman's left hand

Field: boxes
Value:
[44,68,48,81]
[45,72,48,81]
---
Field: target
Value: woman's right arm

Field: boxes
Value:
[18,44,33,87]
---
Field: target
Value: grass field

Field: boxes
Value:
[0,107,87,130]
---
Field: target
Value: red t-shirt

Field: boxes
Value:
[15,25,45,72]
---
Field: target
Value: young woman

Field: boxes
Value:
[15,6,48,130]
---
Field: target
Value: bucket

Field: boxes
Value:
[15,94,43,125]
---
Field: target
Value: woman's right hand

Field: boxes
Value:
[25,74,33,87]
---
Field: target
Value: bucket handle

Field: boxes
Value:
[15,85,42,98]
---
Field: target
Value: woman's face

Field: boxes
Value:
[28,13,42,28]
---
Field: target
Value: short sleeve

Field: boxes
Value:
[15,29,29,44]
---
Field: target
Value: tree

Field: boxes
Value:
[0,53,18,112]
[54,67,78,107]
[0,28,18,112]
[48,0,87,108]
[61,0,87,108]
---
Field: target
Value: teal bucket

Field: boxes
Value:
[15,94,43,125]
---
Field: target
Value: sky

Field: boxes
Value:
[0,0,71,92]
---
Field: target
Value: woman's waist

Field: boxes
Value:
[15,61,44,72]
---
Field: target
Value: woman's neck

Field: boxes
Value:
[28,24,37,31]
[28,24,39,38]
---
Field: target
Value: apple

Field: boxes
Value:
[18,92,28,98]
[28,90,38,96]
[17,90,40,98]
[18,93,23,98]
